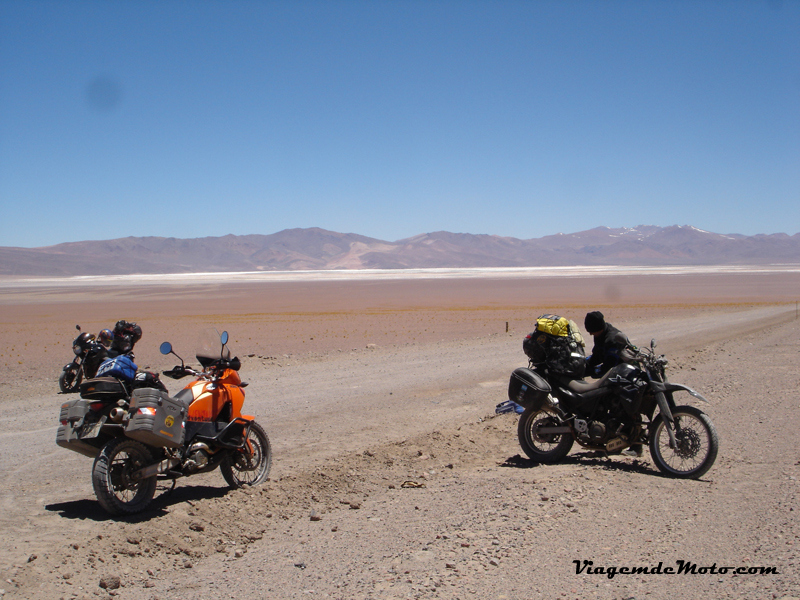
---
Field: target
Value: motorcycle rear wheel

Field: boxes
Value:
[59,365,81,393]
[92,438,157,515]
[221,421,272,488]
[517,406,574,463]
[649,405,718,479]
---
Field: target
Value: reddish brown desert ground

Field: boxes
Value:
[0,267,799,600]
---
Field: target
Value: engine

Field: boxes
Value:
[573,417,627,446]
[184,442,211,472]
[588,420,607,442]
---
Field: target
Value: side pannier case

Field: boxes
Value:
[508,367,552,409]
[125,388,186,448]
[56,398,102,457]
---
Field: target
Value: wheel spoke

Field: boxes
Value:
[92,439,157,515]
[650,407,718,479]
[517,407,573,463]
[221,422,272,488]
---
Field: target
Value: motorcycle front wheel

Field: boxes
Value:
[649,405,719,479]
[517,406,574,463]
[92,438,157,515]
[221,421,272,488]
[59,364,81,393]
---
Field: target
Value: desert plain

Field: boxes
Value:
[0,266,799,600]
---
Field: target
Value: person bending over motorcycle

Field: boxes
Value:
[583,311,636,378]
[584,311,642,457]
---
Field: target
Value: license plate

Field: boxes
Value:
[81,421,103,439]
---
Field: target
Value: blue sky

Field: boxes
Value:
[1,0,798,248]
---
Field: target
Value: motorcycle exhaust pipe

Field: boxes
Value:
[188,442,214,454]
[133,457,181,480]
[109,407,126,423]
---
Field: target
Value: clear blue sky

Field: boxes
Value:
[1,0,798,248]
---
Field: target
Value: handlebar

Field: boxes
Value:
[634,346,668,370]
[162,359,239,380]
[162,365,199,379]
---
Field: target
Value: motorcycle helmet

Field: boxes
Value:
[97,329,114,348]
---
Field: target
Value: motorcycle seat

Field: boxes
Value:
[563,370,612,394]
[172,388,194,410]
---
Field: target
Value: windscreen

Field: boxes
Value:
[195,328,231,365]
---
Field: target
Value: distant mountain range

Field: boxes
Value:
[2,225,799,277]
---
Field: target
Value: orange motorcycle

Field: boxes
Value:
[59,330,272,515]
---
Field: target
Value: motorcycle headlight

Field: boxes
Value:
[73,344,82,356]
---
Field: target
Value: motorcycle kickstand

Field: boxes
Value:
[161,479,178,497]
[594,450,613,462]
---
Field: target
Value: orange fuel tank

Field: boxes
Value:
[184,369,245,422]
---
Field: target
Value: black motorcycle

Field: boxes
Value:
[509,338,719,479]
[59,325,110,393]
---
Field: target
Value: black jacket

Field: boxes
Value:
[585,322,635,378]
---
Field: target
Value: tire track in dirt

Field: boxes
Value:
[3,307,798,599]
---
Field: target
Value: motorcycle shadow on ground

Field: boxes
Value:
[45,483,230,523]
[500,451,657,477]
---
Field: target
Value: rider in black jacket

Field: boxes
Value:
[584,311,642,457]
[584,311,635,378]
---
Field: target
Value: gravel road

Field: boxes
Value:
[1,305,798,600]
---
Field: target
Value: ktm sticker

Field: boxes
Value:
[164,415,175,428]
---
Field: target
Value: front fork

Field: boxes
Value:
[63,359,85,386]
[653,390,678,449]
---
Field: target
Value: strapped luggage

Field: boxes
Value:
[523,314,587,379]
[96,355,138,381]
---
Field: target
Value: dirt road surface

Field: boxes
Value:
[0,269,798,599]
